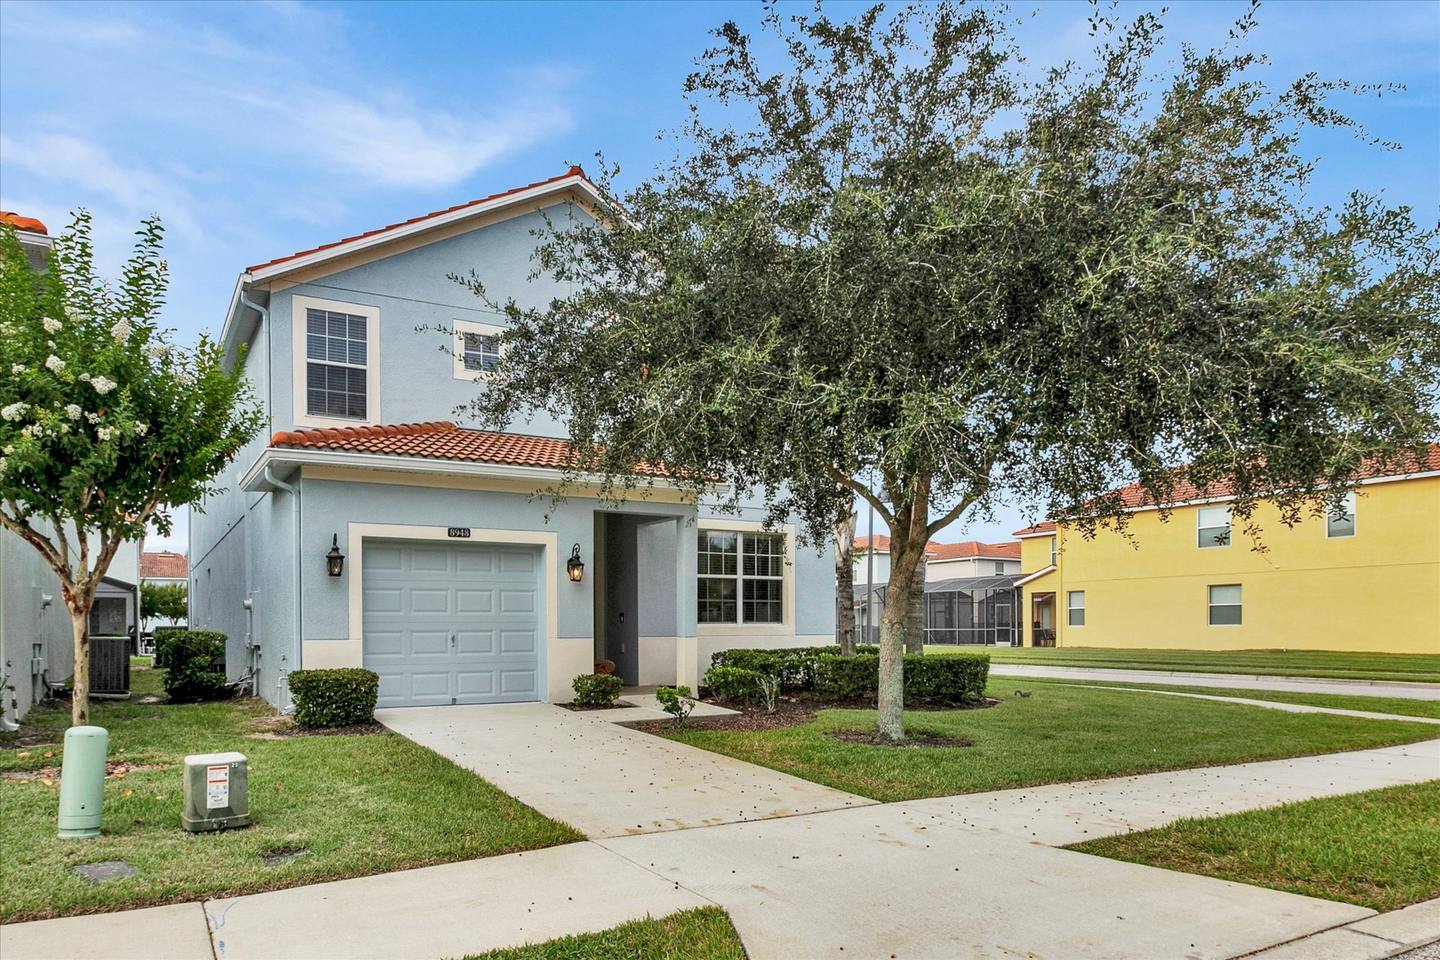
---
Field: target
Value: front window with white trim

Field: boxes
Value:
[1197,505,1231,548]
[698,530,785,624]
[1066,590,1085,627]
[1208,584,1242,625]
[1326,492,1356,538]
[305,308,368,419]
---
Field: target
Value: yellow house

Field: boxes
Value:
[1015,447,1440,654]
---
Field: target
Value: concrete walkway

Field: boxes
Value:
[1246,898,1440,960]
[376,702,870,837]
[5,736,1435,960]
[990,663,1440,700]
[1056,683,1440,725]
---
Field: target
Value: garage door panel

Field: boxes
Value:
[362,539,543,707]
[455,589,493,613]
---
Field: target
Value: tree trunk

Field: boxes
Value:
[834,511,857,656]
[876,539,924,741]
[68,604,90,726]
[904,557,925,655]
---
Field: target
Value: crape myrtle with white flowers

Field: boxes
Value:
[0,213,262,724]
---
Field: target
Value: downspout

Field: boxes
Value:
[265,463,302,712]
[238,286,272,438]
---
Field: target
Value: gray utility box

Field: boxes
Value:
[182,752,251,832]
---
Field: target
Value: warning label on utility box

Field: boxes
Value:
[206,764,230,809]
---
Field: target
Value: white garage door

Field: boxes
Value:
[362,539,542,707]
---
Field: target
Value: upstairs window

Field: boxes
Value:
[994,561,1006,575]
[1197,505,1231,549]
[305,307,368,419]
[453,320,505,380]
[1326,492,1357,539]
[698,530,785,625]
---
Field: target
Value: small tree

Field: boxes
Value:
[0,214,262,724]
[141,581,188,627]
[456,3,1439,741]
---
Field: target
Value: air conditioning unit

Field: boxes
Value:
[182,752,251,832]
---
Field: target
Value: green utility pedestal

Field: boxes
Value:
[57,725,108,838]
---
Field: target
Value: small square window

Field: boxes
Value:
[1197,505,1231,548]
[1066,590,1085,627]
[463,331,502,372]
[1326,493,1356,539]
[1208,584,1242,625]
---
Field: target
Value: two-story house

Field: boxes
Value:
[189,168,836,710]
[1014,448,1440,652]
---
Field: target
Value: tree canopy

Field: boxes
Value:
[455,2,1440,739]
[0,214,262,723]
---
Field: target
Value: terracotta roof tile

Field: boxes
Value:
[928,541,1021,561]
[1013,521,1057,537]
[269,420,670,476]
[141,551,188,579]
[246,167,593,274]
[1,211,48,234]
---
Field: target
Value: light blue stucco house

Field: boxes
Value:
[189,168,837,710]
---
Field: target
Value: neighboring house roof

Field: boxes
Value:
[141,551,188,580]
[854,535,1020,560]
[1,211,47,234]
[928,541,1021,562]
[245,166,600,276]
[268,420,669,476]
[1011,444,1440,535]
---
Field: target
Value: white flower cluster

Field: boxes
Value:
[175,369,196,386]
[111,318,133,341]
[10,363,25,374]
[97,426,115,442]
[85,412,102,424]
[45,355,66,373]
[21,423,44,438]
[134,421,149,436]
[65,404,83,420]
[91,375,117,395]
[2,402,30,421]
[42,316,62,334]
[146,342,170,360]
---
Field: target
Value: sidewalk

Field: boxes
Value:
[989,663,1440,700]
[4,738,1435,960]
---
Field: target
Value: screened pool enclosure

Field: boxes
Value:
[857,574,1021,646]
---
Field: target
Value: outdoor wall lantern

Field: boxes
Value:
[325,534,345,578]
[566,543,585,583]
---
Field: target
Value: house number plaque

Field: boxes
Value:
[447,527,471,538]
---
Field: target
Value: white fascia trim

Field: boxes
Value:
[217,273,254,366]
[1014,530,1057,540]
[16,229,52,249]
[239,445,713,496]
[1014,564,1057,587]
[249,175,602,283]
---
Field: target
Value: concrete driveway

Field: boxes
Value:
[376,702,870,836]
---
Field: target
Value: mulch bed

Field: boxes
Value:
[561,700,639,712]
[247,716,385,739]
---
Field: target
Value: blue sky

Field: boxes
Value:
[3,0,1437,552]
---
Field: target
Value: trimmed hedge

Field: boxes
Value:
[812,652,990,705]
[703,665,768,704]
[160,631,228,703]
[709,645,840,691]
[288,668,379,728]
[155,629,225,672]
[572,673,624,707]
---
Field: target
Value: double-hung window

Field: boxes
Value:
[1066,590,1085,627]
[1197,505,1231,548]
[1326,492,1356,538]
[305,307,369,419]
[1208,584,1242,625]
[697,530,785,624]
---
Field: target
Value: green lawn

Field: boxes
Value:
[467,908,747,960]
[1071,781,1440,911]
[1050,679,1440,720]
[0,667,581,922]
[661,681,1440,802]
[925,646,1440,683]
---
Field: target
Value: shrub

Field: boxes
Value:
[703,665,767,704]
[709,645,842,691]
[160,631,228,703]
[905,654,990,705]
[155,628,224,672]
[755,672,780,713]
[655,685,696,725]
[813,654,879,701]
[572,673,624,707]
[288,668,379,728]
[811,652,991,705]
